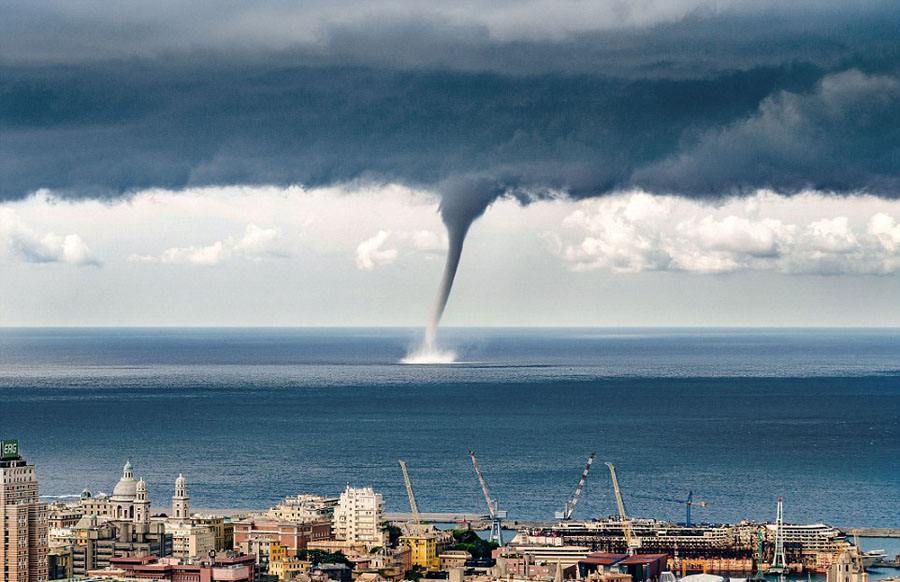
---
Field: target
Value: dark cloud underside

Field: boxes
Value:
[1,1,899,204]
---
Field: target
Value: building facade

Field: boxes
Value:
[0,439,48,582]
[266,495,337,523]
[233,517,332,559]
[95,554,255,582]
[400,528,453,571]
[332,486,384,548]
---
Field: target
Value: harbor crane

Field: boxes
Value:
[632,490,707,526]
[769,496,788,575]
[555,452,595,520]
[469,450,507,545]
[749,528,766,581]
[605,462,641,555]
[398,460,421,525]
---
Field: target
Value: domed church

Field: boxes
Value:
[79,460,188,525]
[109,460,141,520]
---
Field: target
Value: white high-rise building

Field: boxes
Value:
[333,486,384,547]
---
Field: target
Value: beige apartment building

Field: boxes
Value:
[1,440,48,582]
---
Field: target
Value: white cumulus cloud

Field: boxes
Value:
[355,229,446,271]
[551,191,900,275]
[0,208,101,266]
[130,223,288,266]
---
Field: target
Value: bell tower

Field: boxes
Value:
[135,478,150,525]
[172,473,190,523]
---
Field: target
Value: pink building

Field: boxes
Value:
[232,517,332,553]
[101,554,255,582]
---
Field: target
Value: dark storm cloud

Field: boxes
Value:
[1,0,899,205]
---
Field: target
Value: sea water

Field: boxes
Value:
[1,328,897,528]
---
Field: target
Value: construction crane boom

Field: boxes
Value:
[469,450,505,544]
[558,452,595,520]
[605,462,639,555]
[469,450,497,518]
[398,460,420,525]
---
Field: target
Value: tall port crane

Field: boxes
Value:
[632,491,707,526]
[605,462,640,555]
[398,460,420,525]
[555,452,595,520]
[749,528,766,581]
[769,496,788,575]
[469,450,507,544]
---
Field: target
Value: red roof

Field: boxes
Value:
[110,556,157,565]
[581,553,627,565]
[619,554,668,565]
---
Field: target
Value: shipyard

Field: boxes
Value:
[3,440,898,582]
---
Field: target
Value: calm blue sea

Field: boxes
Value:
[1,328,898,528]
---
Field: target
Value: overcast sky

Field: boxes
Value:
[1,1,899,326]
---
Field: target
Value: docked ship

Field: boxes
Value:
[511,518,851,573]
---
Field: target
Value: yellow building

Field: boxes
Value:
[269,541,288,565]
[400,531,450,571]
[270,557,311,581]
[268,542,313,581]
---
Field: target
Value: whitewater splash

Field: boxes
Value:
[400,343,457,364]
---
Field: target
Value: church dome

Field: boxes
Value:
[112,477,137,499]
[111,460,138,500]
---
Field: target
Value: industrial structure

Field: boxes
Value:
[469,451,507,545]
[604,463,640,555]
[556,453,595,521]
[769,496,788,574]
[398,460,420,526]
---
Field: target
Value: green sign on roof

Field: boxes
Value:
[1,439,19,460]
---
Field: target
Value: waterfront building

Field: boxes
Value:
[233,517,332,560]
[332,486,385,548]
[266,494,337,523]
[1,439,48,582]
